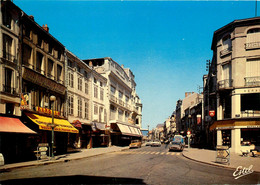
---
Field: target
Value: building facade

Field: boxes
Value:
[208,17,260,153]
[83,58,142,146]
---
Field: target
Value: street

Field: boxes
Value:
[1,145,259,184]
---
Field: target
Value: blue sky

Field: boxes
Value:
[14,0,259,130]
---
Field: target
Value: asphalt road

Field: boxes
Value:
[1,145,259,184]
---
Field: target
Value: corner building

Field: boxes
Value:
[209,17,260,153]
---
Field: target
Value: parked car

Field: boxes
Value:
[145,141,153,146]
[151,140,161,147]
[129,140,142,148]
[169,135,185,151]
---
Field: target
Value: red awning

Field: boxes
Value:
[0,117,37,134]
[72,120,82,129]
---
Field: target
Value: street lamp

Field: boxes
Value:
[50,95,56,159]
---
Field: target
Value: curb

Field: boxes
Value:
[0,147,129,172]
[182,152,260,173]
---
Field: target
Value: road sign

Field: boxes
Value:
[209,110,215,117]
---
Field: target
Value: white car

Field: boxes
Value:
[151,140,161,147]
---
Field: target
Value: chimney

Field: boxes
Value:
[42,24,49,33]
[89,61,93,68]
[29,15,34,21]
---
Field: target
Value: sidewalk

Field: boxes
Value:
[0,146,129,172]
[182,147,260,172]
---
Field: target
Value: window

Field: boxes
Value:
[84,71,88,78]
[100,82,103,87]
[69,72,74,88]
[78,98,82,118]
[48,43,53,54]
[4,68,13,93]
[37,34,43,47]
[57,50,62,60]
[99,107,103,122]
[57,65,62,83]
[94,78,97,83]
[246,28,260,49]
[36,52,43,74]
[100,88,104,101]
[85,101,89,119]
[85,82,88,94]
[68,60,74,68]
[78,78,82,91]
[104,109,107,123]
[94,85,98,98]
[47,59,54,79]
[22,44,32,66]
[222,35,231,49]
[2,6,11,29]
[3,34,13,61]
[77,66,81,73]
[246,59,260,78]
[241,93,260,111]
[110,85,116,94]
[68,95,74,115]
[25,27,31,39]
[125,95,129,102]
[119,91,123,99]
[94,104,98,115]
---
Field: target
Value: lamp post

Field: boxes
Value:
[50,95,56,159]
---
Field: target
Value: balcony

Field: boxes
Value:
[241,110,260,118]
[110,94,117,104]
[118,99,125,106]
[220,47,232,58]
[245,42,260,50]
[2,84,18,96]
[245,76,260,87]
[2,51,17,63]
[218,79,233,90]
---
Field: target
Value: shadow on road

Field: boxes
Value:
[0,175,146,185]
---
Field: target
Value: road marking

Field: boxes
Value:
[166,152,171,155]
[160,152,165,155]
[151,152,156,154]
[155,152,160,155]
[171,153,176,155]
[176,153,180,156]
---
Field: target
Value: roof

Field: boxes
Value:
[211,16,260,50]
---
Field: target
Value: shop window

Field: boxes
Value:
[241,128,260,146]
[222,130,231,147]
[241,93,260,111]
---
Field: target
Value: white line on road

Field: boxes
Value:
[160,152,165,155]
[155,152,160,155]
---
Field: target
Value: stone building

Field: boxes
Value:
[83,58,142,146]
[207,17,260,153]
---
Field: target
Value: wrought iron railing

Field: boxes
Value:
[220,47,232,57]
[2,50,17,63]
[241,110,260,118]
[244,76,260,87]
[245,42,260,50]
[218,79,233,89]
[2,84,17,95]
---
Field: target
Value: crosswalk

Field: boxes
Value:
[118,151,182,156]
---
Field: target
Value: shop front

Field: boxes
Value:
[0,116,37,164]
[22,112,78,155]
[110,122,142,146]
[210,119,260,153]
[91,122,109,147]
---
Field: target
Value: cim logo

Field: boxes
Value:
[209,110,215,117]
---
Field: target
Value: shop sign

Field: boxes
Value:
[36,106,60,116]
[37,143,49,160]
[209,110,215,117]
[22,67,66,95]
[247,125,260,128]
[216,145,230,165]
[20,93,29,110]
